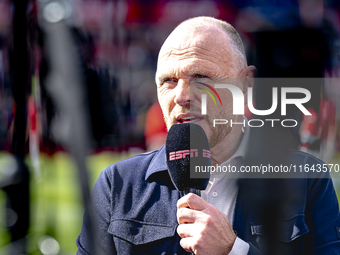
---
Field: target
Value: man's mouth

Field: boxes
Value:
[176,114,204,124]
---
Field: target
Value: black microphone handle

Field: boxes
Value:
[182,188,201,197]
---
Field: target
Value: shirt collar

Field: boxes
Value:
[224,117,250,163]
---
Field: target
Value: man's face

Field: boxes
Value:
[156,26,243,148]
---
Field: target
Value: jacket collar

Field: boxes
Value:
[145,145,168,181]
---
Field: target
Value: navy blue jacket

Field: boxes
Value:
[76,145,340,254]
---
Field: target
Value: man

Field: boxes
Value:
[77,16,340,254]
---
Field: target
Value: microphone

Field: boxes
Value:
[165,123,210,196]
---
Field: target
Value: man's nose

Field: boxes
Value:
[174,79,192,106]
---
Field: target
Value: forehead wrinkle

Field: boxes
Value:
[157,58,236,83]
[158,42,237,76]
[156,60,220,82]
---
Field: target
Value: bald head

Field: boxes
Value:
[178,17,246,66]
[157,16,247,77]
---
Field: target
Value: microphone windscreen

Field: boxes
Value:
[165,123,210,192]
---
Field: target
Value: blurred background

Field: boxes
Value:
[0,0,340,254]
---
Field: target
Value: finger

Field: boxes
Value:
[179,236,197,253]
[177,193,210,211]
[177,223,197,238]
[177,207,198,224]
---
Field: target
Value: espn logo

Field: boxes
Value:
[169,149,211,161]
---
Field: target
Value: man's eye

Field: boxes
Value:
[162,78,177,84]
[194,74,208,79]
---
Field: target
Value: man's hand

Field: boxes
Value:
[177,193,236,255]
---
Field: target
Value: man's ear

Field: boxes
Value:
[239,65,257,104]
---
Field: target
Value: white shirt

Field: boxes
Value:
[201,124,250,254]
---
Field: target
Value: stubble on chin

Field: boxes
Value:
[207,111,235,148]
[162,104,236,149]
